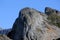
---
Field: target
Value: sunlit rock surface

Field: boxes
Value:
[7,7,60,40]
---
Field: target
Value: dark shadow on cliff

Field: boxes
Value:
[7,10,28,40]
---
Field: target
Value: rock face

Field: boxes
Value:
[0,34,12,40]
[45,7,60,28]
[45,7,60,16]
[7,7,60,40]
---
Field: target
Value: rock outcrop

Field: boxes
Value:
[7,7,60,40]
[45,7,60,16]
[45,7,60,28]
[0,34,12,40]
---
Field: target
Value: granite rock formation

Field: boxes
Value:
[45,7,60,28]
[7,7,60,40]
[0,34,12,40]
[45,7,60,16]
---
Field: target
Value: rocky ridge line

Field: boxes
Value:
[7,7,60,40]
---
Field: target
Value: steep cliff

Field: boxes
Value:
[7,7,60,40]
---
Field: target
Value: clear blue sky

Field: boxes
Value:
[0,0,60,29]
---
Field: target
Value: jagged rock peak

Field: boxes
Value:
[45,7,60,15]
[7,7,60,40]
[8,7,44,40]
[45,7,60,28]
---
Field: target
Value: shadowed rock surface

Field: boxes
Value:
[45,7,60,16]
[0,34,12,40]
[0,28,12,40]
[7,7,60,40]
